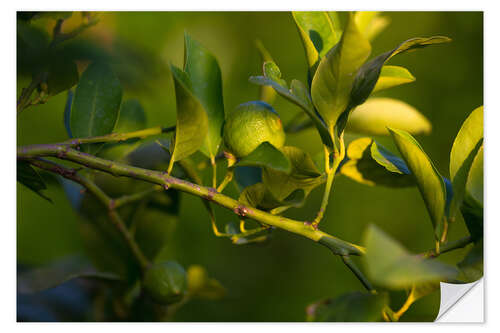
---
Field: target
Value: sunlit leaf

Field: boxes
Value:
[465,144,483,209]
[17,256,121,294]
[262,146,324,203]
[234,142,291,173]
[363,224,458,289]
[255,39,277,104]
[70,62,123,154]
[346,98,431,136]
[354,11,390,41]
[372,65,415,93]
[169,65,209,163]
[311,12,371,130]
[17,161,51,202]
[184,33,224,159]
[292,11,341,80]
[340,138,414,187]
[389,128,448,240]
[350,36,451,108]
[307,291,389,322]
[449,106,483,218]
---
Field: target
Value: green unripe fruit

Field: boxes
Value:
[223,101,285,158]
[143,261,187,305]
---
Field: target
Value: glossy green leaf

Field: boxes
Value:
[372,65,415,93]
[249,69,333,148]
[449,106,483,218]
[363,224,458,289]
[292,11,341,79]
[354,11,390,41]
[340,138,414,187]
[63,90,73,138]
[346,98,431,136]
[311,12,371,129]
[46,56,79,96]
[350,36,451,108]
[234,142,291,173]
[17,256,121,294]
[255,39,277,104]
[17,161,51,202]
[307,291,389,322]
[389,128,448,240]
[457,240,483,282]
[169,65,209,162]
[262,146,324,203]
[465,145,483,209]
[70,62,122,154]
[184,33,224,158]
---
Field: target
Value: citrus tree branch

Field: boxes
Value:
[18,143,365,257]
[24,158,151,271]
[62,126,175,147]
[421,235,473,258]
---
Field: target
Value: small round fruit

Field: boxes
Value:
[223,101,285,158]
[142,261,187,305]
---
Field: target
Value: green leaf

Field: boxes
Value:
[372,65,415,93]
[346,98,431,136]
[169,65,209,163]
[255,40,276,104]
[354,11,390,41]
[363,224,458,289]
[292,11,341,79]
[389,128,448,240]
[234,142,291,173]
[262,146,324,203]
[70,62,123,154]
[449,106,483,218]
[307,291,389,322]
[340,138,414,187]
[249,71,333,149]
[113,99,147,133]
[63,90,73,138]
[46,55,79,96]
[457,240,483,282]
[465,144,483,209]
[17,161,51,202]
[17,256,121,294]
[350,36,451,108]
[184,33,224,158]
[311,12,371,130]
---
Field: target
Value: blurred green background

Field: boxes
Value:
[17,11,483,321]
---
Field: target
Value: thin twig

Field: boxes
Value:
[18,143,364,256]
[26,158,150,271]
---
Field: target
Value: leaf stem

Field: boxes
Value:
[311,138,344,228]
[210,155,217,188]
[422,235,473,258]
[18,143,364,256]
